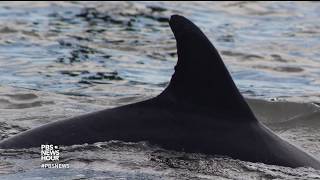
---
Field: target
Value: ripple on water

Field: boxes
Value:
[0,93,54,109]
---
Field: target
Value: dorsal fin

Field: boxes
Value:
[159,15,256,120]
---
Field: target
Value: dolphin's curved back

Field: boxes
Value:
[159,15,256,121]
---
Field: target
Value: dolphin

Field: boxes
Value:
[0,15,319,169]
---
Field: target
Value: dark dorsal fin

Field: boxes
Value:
[160,15,256,120]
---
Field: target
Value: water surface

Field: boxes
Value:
[0,2,320,179]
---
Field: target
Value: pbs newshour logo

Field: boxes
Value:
[41,144,59,161]
[40,144,69,168]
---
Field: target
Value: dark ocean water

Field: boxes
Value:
[0,2,320,179]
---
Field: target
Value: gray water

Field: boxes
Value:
[0,1,320,179]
